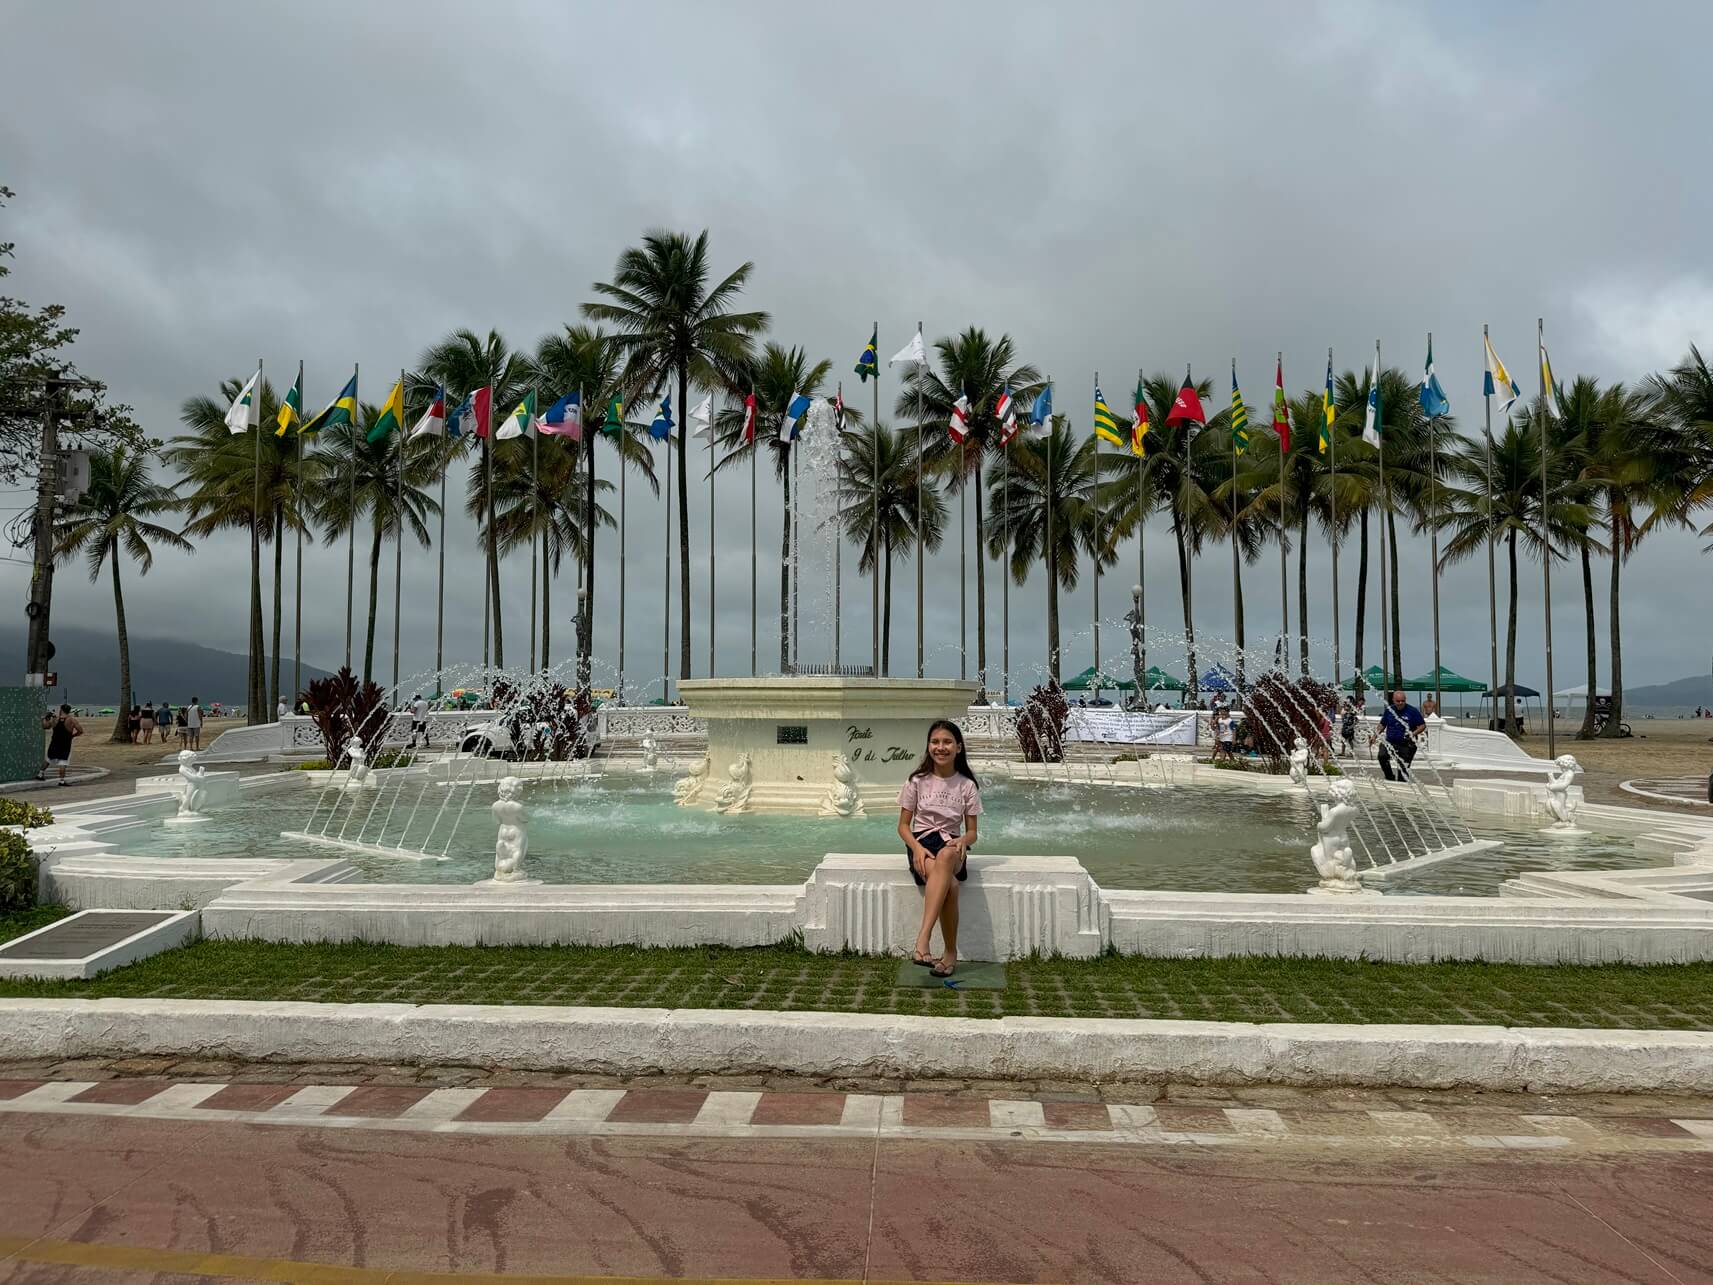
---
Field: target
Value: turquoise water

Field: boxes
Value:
[106,777,1657,896]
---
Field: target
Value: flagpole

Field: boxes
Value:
[1277,353,1288,673]
[749,392,757,677]
[708,389,717,679]
[1002,428,1010,704]
[1427,334,1442,711]
[434,395,447,697]
[834,381,842,670]
[1483,326,1499,730]
[481,397,490,672]
[915,322,924,680]
[791,436,800,671]
[252,357,263,721]
[1539,316,1557,758]
[293,361,304,706]
[347,362,358,672]
[577,385,590,689]
[872,325,880,677]
[1329,348,1341,692]
[1230,358,1241,693]
[618,427,627,702]
[530,392,540,674]
[1092,371,1101,703]
[1046,376,1055,682]
[392,368,405,694]
[1136,367,1147,691]
[663,422,672,701]
[1375,341,1388,694]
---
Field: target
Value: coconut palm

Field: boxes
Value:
[987,418,1113,683]
[584,230,769,682]
[836,422,946,675]
[897,328,1044,690]
[416,329,530,667]
[524,325,650,685]
[173,377,322,720]
[308,409,441,688]
[1438,419,1589,732]
[712,344,833,672]
[1200,392,1277,689]
[52,445,191,738]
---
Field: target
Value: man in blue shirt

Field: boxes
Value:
[1378,689,1426,781]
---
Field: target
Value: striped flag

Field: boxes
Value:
[1093,383,1122,447]
[541,391,582,439]
[1319,355,1334,455]
[1130,376,1149,457]
[1230,364,1249,455]
[948,394,971,443]
[275,365,303,437]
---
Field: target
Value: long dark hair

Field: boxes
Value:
[909,719,980,788]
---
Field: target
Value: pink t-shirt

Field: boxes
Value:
[897,772,983,839]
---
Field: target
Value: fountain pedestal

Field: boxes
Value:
[676,678,982,815]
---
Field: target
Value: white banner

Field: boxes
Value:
[1065,709,1198,745]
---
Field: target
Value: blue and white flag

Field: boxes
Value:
[1030,382,1054,426]
[1483,334,1520,414]
[649,391,674,441]
[1420,336,1449,418]
[446,392,472,439]
[1362,350,1382,447]
[778,392,812,442]
[542,390,582,439]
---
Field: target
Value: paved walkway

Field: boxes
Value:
[2,1067,1712,1282]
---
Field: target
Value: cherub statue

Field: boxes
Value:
[640,735,659,772]
[672,755,709,806]
[1288,736,1311,789]
[1544,753,1583,829]
[176,749,210,818]
[346,737,369,786]
[818,753,864,817]
[712,753,752,814]
[490,776,530,882]
[1310,777,1362,891]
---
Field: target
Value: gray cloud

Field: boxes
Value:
[5,0,1709,700]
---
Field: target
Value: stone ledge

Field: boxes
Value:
[3,998,1711,1093]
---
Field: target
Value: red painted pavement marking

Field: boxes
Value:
[603,1088,709,1124]
[1594,1116,1701,1139]
[1154,1105,1237,1134]
[0,1080,46,1101]
[1041,1101,1114,1131]
[194,1083,299,1112]
[322,1084,433,1119]
[750,1091,847,1126]
[452,1087,566,1123]
[901,1094,992,1128]
[68,1079,173,1106]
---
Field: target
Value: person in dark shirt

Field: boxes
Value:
[1378,689,1426,781]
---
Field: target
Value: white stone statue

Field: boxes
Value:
[345,738,369,786]
[490,776,530,882]
[712,753,753,814]
[1287,736,1311,789]
[1310,777,1364,893]
[818,753,865,818]
[673,755,709,806]
[640,735,658,773]
[175,749,210,820]
[1543,754,1586,834]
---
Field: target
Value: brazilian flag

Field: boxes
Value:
[854,326,878,382]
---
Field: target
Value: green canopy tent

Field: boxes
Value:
[1401,665,1487,717]
[1060,665,1134,693]
[1140,666,1186,692]
[1339,666,1390,695]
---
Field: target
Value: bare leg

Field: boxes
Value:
[939,879,960,971]
[914,856,955,958]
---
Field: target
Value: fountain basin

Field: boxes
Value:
[675,677,982,814]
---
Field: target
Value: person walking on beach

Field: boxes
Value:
[185,696,203,750]
[1339,697,1362,757]
[139,702,156,745]
[897,720,982,979]
[41,704,83,785]
[156,702,172,742]
[407,693,431,748]
[1379,689,1427,782]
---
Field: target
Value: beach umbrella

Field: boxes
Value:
[1199,665,1237,693]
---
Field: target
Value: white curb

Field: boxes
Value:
[3,999,1711,1093]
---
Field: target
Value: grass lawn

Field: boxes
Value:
[1,908,1712,1029]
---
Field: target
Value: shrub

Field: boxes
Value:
[300,667,389,766]
[494,675,593,761]
[0,798,53,829]
[1242,670,1341,769]
[0,830,37,912]
[1016,681,1069,763]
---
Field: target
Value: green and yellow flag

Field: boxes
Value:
[302,370,357,436]
[1319,354,1334,455]
[1093,383,1122,447]
[601,397,624,433]
[275,364,303,437]
[1230,364,1249,456]
[366,379,405,444]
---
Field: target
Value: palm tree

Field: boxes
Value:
[1551,376,1625,738]
[308,410,440,687]
[987,418,1111,683]
[524,325,645,684]
[1438,419,1588,732]
[713,344,833,671]
[417,329,530,667]
[1646,347,1713,718]
[173,377,317,721]
[584,230,769,682]
[1278,391,1337,676]
[898,328,1043,691]
[53,446,190,739]
[837,422,946,674]
[1201,405,1274,688]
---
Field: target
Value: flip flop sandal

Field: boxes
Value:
[910,951,935,968]
[931,962,955,978]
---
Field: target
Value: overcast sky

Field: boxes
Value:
[5,0,1711,702]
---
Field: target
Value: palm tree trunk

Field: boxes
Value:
[270,510,283,713]
[489,525,504,669]
[1233,555,1246,689]
[1601,504,1625,737]
[779,460,792,672]
[1174,515,1196,703]
[1354,510,1369,694]
[248,511,263,724]
[1505,529,1520,733]
[1386,508,1402,685]
[541,530,551,670]
[363,517,383,686]
[110,553,131,744]
[676,366,692,681]
[581,438,596,688]
[1046,528,1061,683]
[974,457,987,693]
[882,528,893,675]
[1577,541,1598,739]
[1296,501,1310,677]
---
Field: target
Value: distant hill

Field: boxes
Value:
[0,623,336,707]
[1622,673,1713,711]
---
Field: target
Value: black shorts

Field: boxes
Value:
[906,830,969,887]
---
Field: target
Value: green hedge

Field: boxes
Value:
[0,797,54,828]
[0,830,36,912]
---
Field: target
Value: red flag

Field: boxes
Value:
[742,392,757,443]
[469,386,493,439]
[1164,378,1205,427]
[1272,357,1291,453]
[948,395,971,444]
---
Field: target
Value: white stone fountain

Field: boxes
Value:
[1541,754,1590,838]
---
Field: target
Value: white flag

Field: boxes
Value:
[1361,353,1381,447]
[225,369,261,434]
[888,328,926,368]
[690,395,712,437]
